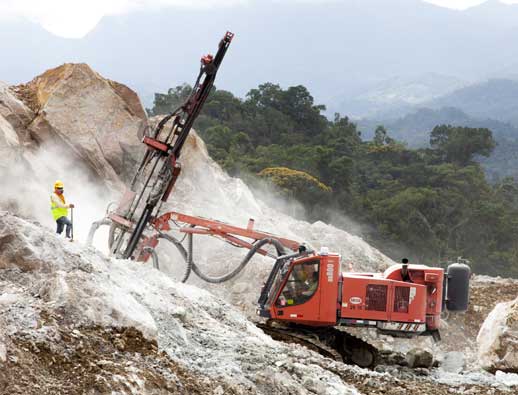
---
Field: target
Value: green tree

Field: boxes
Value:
[148,84,192,115]
[430,125,496,166]
[258,167,331,208]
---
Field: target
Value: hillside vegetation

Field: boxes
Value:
[358,107,518,181]
[149,83,518,278]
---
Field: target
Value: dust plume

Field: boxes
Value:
[0,142,117,250]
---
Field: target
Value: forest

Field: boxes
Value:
[148,83,518,277]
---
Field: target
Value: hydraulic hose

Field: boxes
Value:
[159,234,286,284]
[143,247,159,270]
[190,238,286,284]
[158,233,192,283]
[86,218,113,246]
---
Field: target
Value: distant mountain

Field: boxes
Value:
[331,73,466,119]
[358,107,468,145]
[2,0,518,107]
[426,79,518,125]
[357,106,518,181]
[358,107,518,146]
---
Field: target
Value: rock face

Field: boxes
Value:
[16,63,146,186]
[0,81,34,139]
[0,114,21,173]
[477,296,518,373]
[0,211,360,395]
[0,81,32,173]
[0,64,147,231]
[0,212,157,337]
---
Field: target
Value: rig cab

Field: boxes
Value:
[258,250,470,339]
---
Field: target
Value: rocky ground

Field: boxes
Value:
[440,276,518,366]
[1,212,517,395]
[0,324,214,395]
[0,212,359,395]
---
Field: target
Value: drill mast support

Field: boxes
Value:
[105,32,234,260]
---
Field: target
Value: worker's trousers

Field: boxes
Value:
[56,216,72,238]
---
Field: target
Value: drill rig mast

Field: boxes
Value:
[100,32,234,260]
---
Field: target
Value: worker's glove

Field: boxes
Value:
[69,204,75,208]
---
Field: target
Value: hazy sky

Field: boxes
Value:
[424,0,517,8]
[1,0,518,38]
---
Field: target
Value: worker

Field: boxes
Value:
[294,264,319,302]
[50,180,74,240]
[301,271,319,297]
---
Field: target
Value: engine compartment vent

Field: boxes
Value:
[365,284,387,311]
[394,286,410,313]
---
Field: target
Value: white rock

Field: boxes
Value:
[441,352,465,374]
[495,370,518,387]
[0,342,6,362]
[0,212,361,394]
[0,114,21,173]
[0,81,34,138]
[23,63,146,187]
[477,297,518,373]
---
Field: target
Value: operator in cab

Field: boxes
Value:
[278,262,319,306]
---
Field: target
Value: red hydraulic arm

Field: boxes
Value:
[136,211,301,263]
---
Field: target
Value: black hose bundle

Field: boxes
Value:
[159,234,286,284]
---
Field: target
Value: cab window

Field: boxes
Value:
[276,260,319,307]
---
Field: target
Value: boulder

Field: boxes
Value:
[477,296,518,373]
[440,351,465,374]
[405,348,434,368]
[16,63,146,187]
[0,114,21,173]
[0,81,34,141]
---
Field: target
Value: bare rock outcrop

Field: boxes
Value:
[0,114,21,173]
[477,296,518,373]
[15,63,146,186]
[0,81,32,174]
[0,211,360,394]
[0,81,34,140]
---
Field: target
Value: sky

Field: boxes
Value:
[424,0,517,8]
[1,0,518,38]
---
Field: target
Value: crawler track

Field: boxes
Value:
[256,321,378,368]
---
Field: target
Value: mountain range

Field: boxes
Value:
[2,0,518,107]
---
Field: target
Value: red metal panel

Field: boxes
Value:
[143,136,169,152]
[390,282,426,323]
[340,276,390,321]
[269,255,339,326]
[108,213,134,229]
[382,264,445,328]
[317,255,340,325]
[271,256,323,326]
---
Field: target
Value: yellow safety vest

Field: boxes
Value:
[50,193,68,221]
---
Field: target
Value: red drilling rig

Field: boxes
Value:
[89,32,471,368]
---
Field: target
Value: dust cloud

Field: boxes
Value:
[0,142,117,250]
